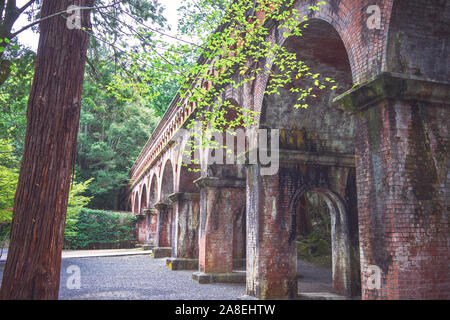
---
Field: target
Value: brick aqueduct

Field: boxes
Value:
[126,1,449,300]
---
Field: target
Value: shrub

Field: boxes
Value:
[64,208,136,250]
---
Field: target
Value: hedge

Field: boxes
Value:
[64,208,137,250]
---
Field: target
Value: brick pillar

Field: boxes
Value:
[246,164,297,299]
[168,193,200,259]
[336,72,450,299]
[136,213,146,244]
[143,208,151,245]
[154,202,172,248]
[193,177,246,282]
[148,208,158,246]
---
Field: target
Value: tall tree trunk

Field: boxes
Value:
[0,0,93,300]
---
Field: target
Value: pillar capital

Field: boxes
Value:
[136,213,146,221]
[168,192,200,203]
[194,177,245,189]
[334,72,450,112]
[155,202,172,211]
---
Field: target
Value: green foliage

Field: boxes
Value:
[65,178,94,240]
[64,208,137,250]
[77,41,162,209]
[0,48,35,159]
[0,139,19,222]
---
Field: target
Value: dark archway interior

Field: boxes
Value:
[232,206,246,270]
[294,188,360,297]
[149,175,158,206]
[140,185,148,210]
[161,160,174,203]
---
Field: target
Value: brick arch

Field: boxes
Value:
[248,0,396,119]
[288,185,360,297]
[148,172,159,206]
[140,184,148,211]
[259,18,354,155]
[160,158,175,203]
[133,191,140,215]
[172,130,201,193]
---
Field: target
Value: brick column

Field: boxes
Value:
[336,72,450,299]
[192,177,246,284]
[246,164,297,299]
[135,213,146,244]
[142,208,151,245]
[148,209,158,247]
[166,192,200,270]
[153,202,173,258]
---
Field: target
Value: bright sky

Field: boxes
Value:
[13,0,182,51]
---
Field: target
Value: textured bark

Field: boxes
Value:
[0,0,93,300]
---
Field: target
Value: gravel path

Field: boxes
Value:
[0,255,332,300]
[1,255,245,300]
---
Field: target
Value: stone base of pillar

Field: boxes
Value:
[152,247,171,258]
[166,258,198,270]
[192,271,246,284]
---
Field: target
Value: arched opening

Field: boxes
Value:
[232,206,246,271]
[140,184,148,211]
[149,174,158,205]
[140,184,149,244]
[160,159,175,248]
[161,160,174,202]
[292,188,359,297]
[252,19,360,299]
[148,174,158,245]
[133,192,139,214]
[260,19,354,153]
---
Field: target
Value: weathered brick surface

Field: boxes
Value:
[196,177,246,274]
[354,98,450,300]
[155,203,173,248]
[169,193,200,259]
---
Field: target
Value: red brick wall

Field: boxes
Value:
[198,184,246,274]
[356,99,450,299]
